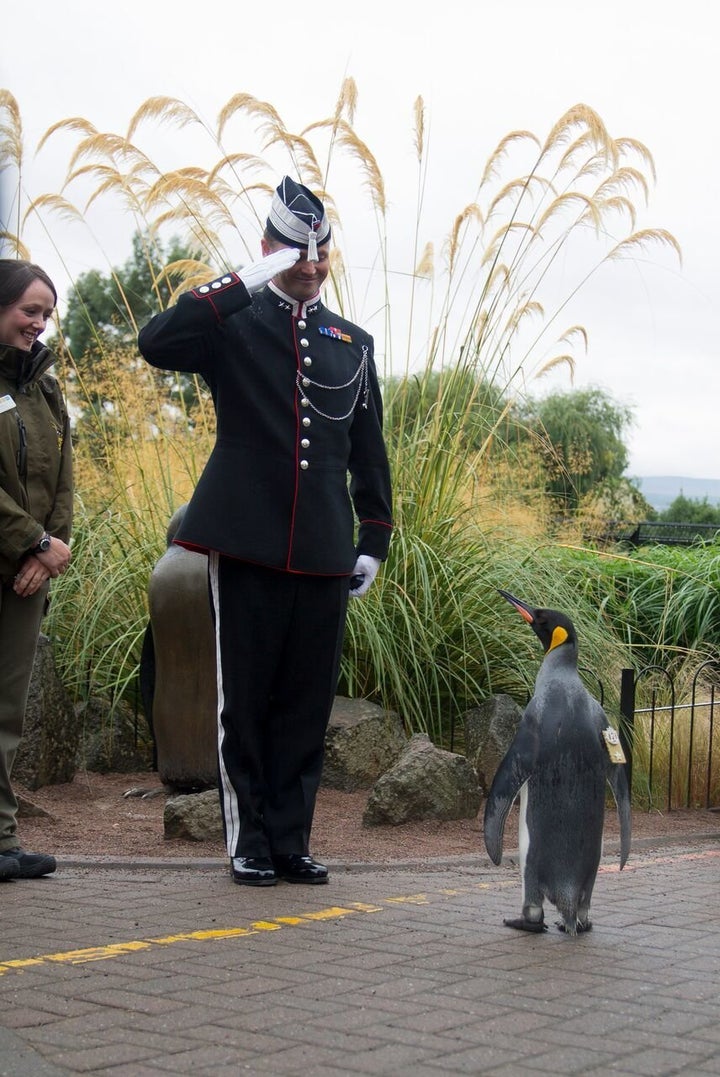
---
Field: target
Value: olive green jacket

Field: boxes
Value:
[0,342,73,580]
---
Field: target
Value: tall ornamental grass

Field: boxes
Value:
[1,84,698,758]
[50,349,216,704]
[549,539,720,668]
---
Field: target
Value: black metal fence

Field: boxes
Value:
[599,521,720,547]
[624,522,720,547]
[618,660,720,811]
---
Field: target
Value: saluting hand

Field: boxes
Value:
[239,248,301,294]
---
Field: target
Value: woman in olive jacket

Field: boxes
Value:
[0,260,73,880]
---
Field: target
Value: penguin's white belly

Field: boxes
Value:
[518,782,529,903]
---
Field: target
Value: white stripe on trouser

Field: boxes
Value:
[208,550,241,856]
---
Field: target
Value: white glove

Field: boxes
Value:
[349,555,381,598]
[238,247,300,294]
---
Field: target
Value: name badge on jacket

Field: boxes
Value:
[0,394,17,414]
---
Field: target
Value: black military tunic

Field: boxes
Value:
[138,273,392,573]
[138,273,392,860]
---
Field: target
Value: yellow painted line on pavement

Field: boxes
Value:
[2,846,713,978]
[0,882,513,979]
[385,893,430,905]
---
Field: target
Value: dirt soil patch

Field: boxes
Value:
[16,770,720,863]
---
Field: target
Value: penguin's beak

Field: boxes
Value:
[498,589,535,625]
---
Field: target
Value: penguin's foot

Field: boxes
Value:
[123,784,174,799]
[555,919,593,934]
[503,916,548,933]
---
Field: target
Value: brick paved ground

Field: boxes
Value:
[1,835,719,1075]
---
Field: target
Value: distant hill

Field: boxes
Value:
[634,476,720,512]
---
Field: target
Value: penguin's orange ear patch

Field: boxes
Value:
[548,625,568,651]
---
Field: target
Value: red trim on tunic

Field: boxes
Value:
[174,539,348,577]
[359,518,393,529]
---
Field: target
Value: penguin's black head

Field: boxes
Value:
[498,589,577,655]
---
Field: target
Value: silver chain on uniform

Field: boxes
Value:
[296,345,370,420]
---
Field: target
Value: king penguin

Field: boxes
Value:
[483,590,632,936]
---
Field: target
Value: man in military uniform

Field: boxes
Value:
[138,178,392,886]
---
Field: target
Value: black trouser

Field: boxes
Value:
[209,554,349,858]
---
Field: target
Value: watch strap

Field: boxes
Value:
[32,532,52,553]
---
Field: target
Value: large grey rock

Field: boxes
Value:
[164,788,223,842]
[76,697,154,773]
[13,635,79,790]
[322,697,407,790]
[363,733,482,826]
[148,509,217,789]
[462,694,522,793]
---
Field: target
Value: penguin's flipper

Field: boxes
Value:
[607,762,632,868]
[483,713,539,865]
[503,917,547,933]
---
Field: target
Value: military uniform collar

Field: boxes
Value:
[267,282,323,319]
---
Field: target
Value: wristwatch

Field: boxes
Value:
[32,532,52,554]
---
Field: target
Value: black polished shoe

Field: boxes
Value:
[0,855,20,881]
[231,856,277,886]
[273,854,329,884]
[0,848,56,879]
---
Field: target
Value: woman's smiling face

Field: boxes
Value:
[0,279,55,351]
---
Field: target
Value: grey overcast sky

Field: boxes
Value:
[2,0,718,480]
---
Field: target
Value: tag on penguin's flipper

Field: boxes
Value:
[602,726,626,764]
